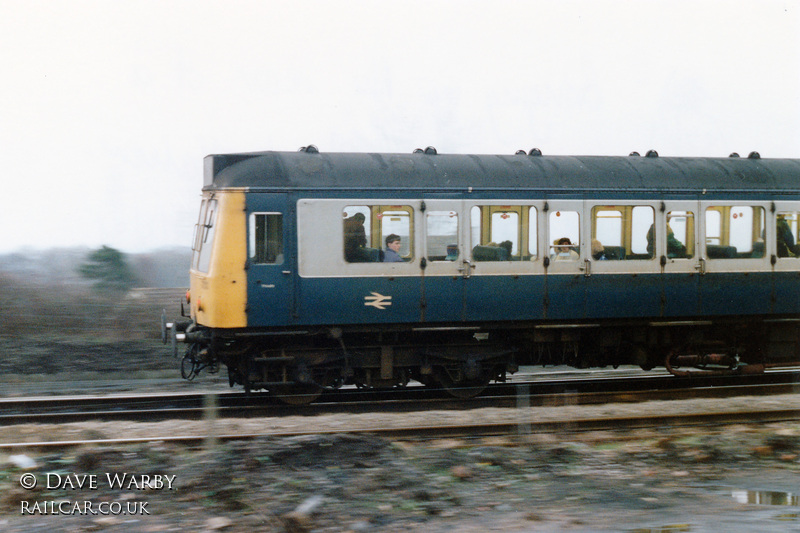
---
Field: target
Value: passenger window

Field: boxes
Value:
[549,210,580,261]
[426,210,459,261]
[469,206,528,261]
[665,211,695,259]
[592,205,654,260]
[705,206,765,259]
[775,211,799,258]
[249,213,283,264]
[343,205,414,263]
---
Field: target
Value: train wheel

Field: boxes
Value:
[434,367,489,399]
[270,384,323,405]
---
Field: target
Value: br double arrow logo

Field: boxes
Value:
[364,292,392,310]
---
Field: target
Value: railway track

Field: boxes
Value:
[1,396,798,451]
[1,369,797,425]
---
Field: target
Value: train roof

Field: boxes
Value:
[204,149,800,194]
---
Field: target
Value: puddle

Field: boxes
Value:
[732,490,799,506]
[628,526,692,533]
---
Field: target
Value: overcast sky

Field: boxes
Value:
[1,0,798,253]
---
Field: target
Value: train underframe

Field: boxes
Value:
[169,317,800,404]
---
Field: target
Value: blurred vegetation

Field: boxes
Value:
[0,247,190,340]
[78,245,137,292]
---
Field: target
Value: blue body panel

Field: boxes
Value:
[283,271,786,328]
[465,275,546,322]
[662,273,700,317]
[773,272,800,315]
[585,273,662,319]
[296,277,422,326]
[699,273,772,316]
[421,276,465,322]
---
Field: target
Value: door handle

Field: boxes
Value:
[694,258,706,275]
[579,259,591,277]
[457,259,475,278]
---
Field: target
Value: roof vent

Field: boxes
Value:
[748,151,761,159]
[413,148,424,153]
[515,150,526,155]
[629,151,640,157]
[645,150,659,158]
[729,152,740,158]
[528,148,542,156]
[298,145,319,153]
[424,146,438,155]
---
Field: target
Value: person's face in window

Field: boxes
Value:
[388,239,401,253]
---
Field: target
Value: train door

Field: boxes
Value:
[542,201,586,319]
[420,199,467,322]
[584,201,662,319]
[462,202,546,322]
[768,201,800,314]
[698,201,771,316]
[659,201,701,317]
[246,194,296,326]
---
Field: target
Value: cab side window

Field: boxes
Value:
[249,213,283,264]
[193,198,218,273]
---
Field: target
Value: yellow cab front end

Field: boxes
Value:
[188,191,248,329]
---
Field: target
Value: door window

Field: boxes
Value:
[426,210,459,261]
[249,213,283,264]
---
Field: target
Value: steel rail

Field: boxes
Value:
[1,406,797,451]
[1,375,798,425]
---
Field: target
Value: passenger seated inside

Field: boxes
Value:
[383,234,404,262]
[472,240,512,261]
[552,237,579,261]
[646,224,687,258]
[344,213,368,262]
[776,215,800,257]
[591,239,607,260]
[445,244,459,261]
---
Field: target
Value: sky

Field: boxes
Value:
[1,0,798,253]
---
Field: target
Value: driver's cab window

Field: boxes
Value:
[249,213,283,264]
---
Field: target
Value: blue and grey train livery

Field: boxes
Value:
[164,147,800,401]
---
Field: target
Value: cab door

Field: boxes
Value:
[246,194,295,327]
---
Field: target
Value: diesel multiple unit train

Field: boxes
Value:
[163,146,800,402]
